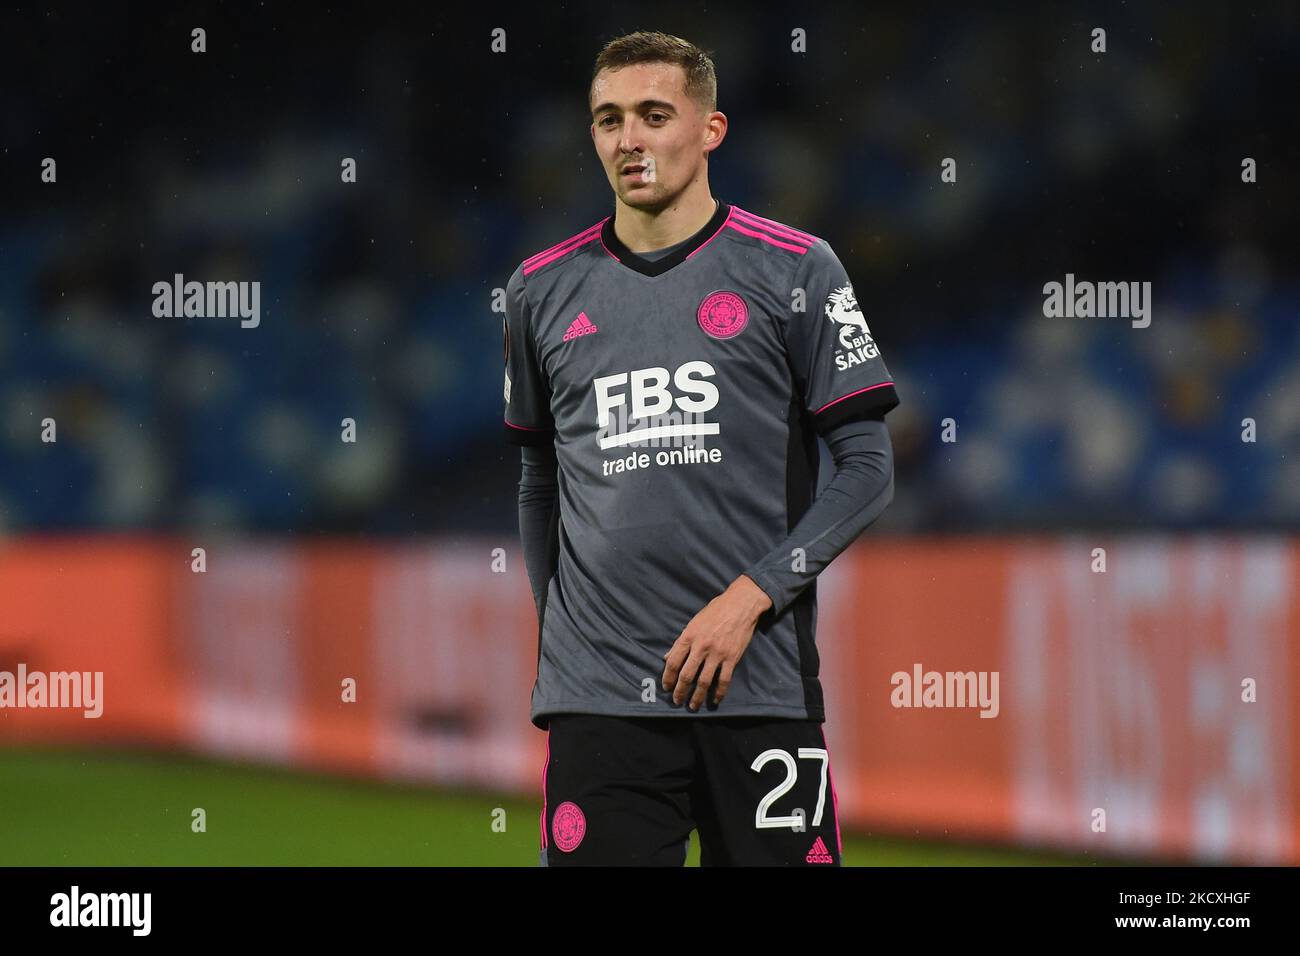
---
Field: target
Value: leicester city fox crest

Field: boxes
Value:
[825,283,880,368]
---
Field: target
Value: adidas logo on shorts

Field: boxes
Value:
[806,836,834,864]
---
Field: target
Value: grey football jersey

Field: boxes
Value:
[503,200,899,730]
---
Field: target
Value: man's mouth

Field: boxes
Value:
[622,165,645,174]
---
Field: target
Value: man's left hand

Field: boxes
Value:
[662,574,773,711]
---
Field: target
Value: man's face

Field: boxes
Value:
[590,62,718,210]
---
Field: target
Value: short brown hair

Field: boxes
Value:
[590,31,717,115]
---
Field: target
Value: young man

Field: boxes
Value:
[504,31,899,865]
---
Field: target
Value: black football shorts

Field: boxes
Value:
[539,713,844,866]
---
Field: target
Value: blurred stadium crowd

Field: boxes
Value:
[0,4,1295,534]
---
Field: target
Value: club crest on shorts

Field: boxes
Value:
[552,800,587,852]
[697,290,748,339]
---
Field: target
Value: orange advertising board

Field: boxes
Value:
[1,536,1294,863]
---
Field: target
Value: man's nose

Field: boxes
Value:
[618,117,644,154]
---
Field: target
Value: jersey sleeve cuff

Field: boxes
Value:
[504,420,556,446]
[812,383,899,436]
[742,569,788,619]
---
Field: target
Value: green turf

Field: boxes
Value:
[0,747,1100,866]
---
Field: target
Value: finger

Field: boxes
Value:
[662,636,690,690]
[689,658,720,711]
[672,646,706,705]
[712,660,736,705]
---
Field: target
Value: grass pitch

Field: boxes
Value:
[0,747,1100,866]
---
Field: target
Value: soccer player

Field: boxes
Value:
[504,31,899,866]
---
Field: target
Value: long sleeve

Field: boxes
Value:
[517,442,560,619]
[741,414,894,617]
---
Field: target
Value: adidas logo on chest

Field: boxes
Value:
[562,311,600,341]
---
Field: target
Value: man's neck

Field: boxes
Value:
[613,186,718,254]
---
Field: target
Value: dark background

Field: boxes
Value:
[2,1,1296,534]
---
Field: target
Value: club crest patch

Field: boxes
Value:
[697,290,748,339]
[552,801,587,852]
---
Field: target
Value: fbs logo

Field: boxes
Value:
[593,361,720,451]
[563,311,600,342]
[825,284,879,370]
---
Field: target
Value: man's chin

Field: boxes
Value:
[618,184,669,210]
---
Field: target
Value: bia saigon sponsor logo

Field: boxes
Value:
[825,283,879,371]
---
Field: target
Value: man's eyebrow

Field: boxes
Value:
[591,99,678,118]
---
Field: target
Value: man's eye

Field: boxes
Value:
[599,116,617,126]
[649,113,667,122]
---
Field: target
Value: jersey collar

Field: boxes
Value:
[600,198,731,277]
